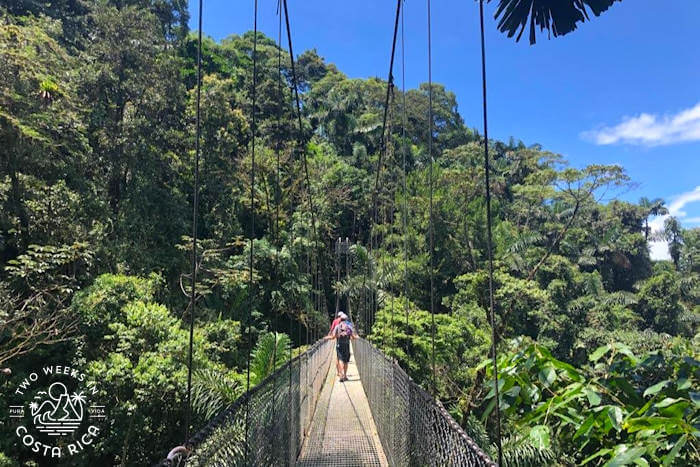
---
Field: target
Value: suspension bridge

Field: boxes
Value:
[164,0,503,465]
[162,338,495,466]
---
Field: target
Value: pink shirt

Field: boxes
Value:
[329,317,341,334]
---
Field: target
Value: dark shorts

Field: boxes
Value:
[336,340,350,363]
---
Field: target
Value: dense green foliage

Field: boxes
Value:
[0,1,697,465]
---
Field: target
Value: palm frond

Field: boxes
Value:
[500,434,557,466]
[602,291,638,307]
[250,332,291,385]
[191,369,243,420]
[508,232,545,254]
[489,0,622,44]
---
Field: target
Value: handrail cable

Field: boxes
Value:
[427,0,437,399]
[244,0,259,462]
[478,0,503,464]
[184,0,204,444]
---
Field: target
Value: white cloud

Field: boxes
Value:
[649,240,671,261]
[648,186,700,260]
[583,102,700,146]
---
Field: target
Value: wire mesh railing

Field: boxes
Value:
[159,339,333,466]
[353,338,496,467]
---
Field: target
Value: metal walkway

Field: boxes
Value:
[158,338,495,466]
[297,346,388,467]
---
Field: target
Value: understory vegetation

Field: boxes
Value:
[1,1,698,465]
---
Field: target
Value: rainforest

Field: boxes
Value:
[0,1,698,465]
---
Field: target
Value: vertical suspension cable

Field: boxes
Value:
[426,0,437,399]
[277,8,294,463]
[282,0,324,344]
[269,0,285,459]
[244,0,258,462]
[400,0,410,339]
[479,1,503,464]
[184,0,203,444]
[370,0,402,339]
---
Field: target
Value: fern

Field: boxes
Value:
[461,416,557,466]
[191,369,242,420]
[188,418,245,467]
[500,434,557,467]
[508,232,544,254]
[602,291,638,307]
[250,332,291,385]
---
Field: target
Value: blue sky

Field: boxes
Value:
[188,0,700,258]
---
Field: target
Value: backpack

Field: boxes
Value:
[336,321,352,340]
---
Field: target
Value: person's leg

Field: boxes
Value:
[339,343,350,380]
[335,347,342,377]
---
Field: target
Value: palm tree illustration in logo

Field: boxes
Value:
[31,382,85,435]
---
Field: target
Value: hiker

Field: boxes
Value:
[328,311,344,377]
[324,312,357,382]
[329,311,342,335]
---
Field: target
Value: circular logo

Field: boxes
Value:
[7,364,106,459]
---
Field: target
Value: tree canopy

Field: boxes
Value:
[0,1,697,465]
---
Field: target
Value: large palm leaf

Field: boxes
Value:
[490,0,622,44]
[250,332,291,385]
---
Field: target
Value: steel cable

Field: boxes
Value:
[184,0,204,445]
[478,1,503,464]
[426,0,437,399]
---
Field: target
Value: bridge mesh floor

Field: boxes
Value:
[297,346,388,467]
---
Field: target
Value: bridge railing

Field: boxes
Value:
[160,339,333,466]
[353,338,496,467]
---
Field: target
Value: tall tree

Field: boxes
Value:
[663,216,684,269]
[639,197,668,241]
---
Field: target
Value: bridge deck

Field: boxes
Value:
[297,345,388,467]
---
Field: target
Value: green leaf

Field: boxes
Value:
[503,385,521,398]
[582,448,612,465]
[485,377,505,399]
[574,414,596,440]
[676,378,690,390]
[643,380,669,398]
[658,400,690,419]
[607,406,623,432]
[529,424,551,449]
[538,366,556,387]
[689,391,700,408]
[604,445,646,466]
[590,344,611,362]
[585,387,602,406]
[655,397,682,408]
[663,434,687,466]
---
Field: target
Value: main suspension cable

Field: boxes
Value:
[479,0,503,464]
[184,0,204,444]
[244,0,259,461]
[427,0,437,399]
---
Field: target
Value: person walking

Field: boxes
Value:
[324,312,357,382]
[328,311,343,377]
[328,311,342,335]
